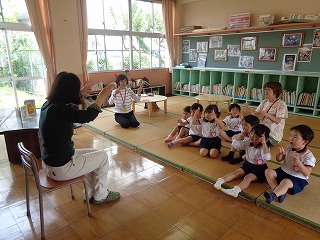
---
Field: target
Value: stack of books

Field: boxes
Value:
[297,92,316,107]
[201,85,210,94]
[182,83,190,91]
[177,25,202,34]
[212,84,222,94]
[173,82,180,90]
[235,86,247,98]
[281,90,296,106]
[222,84,234,96]
[190,84,199,93]
[250,88,262,100]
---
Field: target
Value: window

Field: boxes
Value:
[0,0,45,113]
[87,0,168,71]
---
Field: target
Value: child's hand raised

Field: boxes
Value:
[278,146,285,156]
[260,133,266,144]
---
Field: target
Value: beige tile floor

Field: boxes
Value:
[0,127,320,239]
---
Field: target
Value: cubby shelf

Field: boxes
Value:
[172,67,320,118]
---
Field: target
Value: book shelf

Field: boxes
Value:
[172,67,320,118]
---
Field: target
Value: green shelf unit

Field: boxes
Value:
[199,70,211,94]
[172,67,320,118]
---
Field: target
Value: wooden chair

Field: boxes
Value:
[17,142,92,240]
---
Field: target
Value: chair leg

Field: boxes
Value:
[39,193,45,240]
[83,182,92,217]
[25,174,31,217]
[69,185,75,200]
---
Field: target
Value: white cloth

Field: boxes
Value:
[256,99,288,142]
[108,88,140,113]
[187,117,202,136]
[281,145,316,180]
[199,119,220,138]
[42,148,109,201]
[232,138,271,165]
[223,115,243,132]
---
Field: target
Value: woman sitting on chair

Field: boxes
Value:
[39,71,120,205]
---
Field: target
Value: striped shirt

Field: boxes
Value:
[108,88,140,113]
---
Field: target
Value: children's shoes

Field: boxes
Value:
[264,192,277,204]
[167,142,174,148]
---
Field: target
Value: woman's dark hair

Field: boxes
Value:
[290,125,314,144]
[203,104,220,122]
[264,82,283,98]
[47,71,82,104]
[115,74,128,87]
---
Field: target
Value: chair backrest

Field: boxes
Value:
[18,142,42,190]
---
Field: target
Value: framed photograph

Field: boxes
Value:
[182,40,190,54]
[227,44,241,57]
[239,56,254,68]
[198,53,207,68]
[196,41,208,53]
[213,49,228,61]
[189,49,197,62]
[297,44,313,62]
[258,47,278,61]
[312,29,320,48]
[209,36,223,48]
[240,36,257,50]
[282,32,304,47]
[282,54,297,71]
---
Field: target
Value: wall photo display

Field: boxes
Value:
[240,36,257,50]
[258,47,278,61]
[196,41,208,52]
[281,32,304,47]
[239,56,254,68]
[209,36,223,48]
[213,49,228,61]
[282,54,297,71]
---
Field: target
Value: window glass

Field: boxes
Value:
[87,0,168,71]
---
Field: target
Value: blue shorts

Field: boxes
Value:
[190,135,202,142]
[241,161,268,183]
[225,130,241,137]
[200,137,221,151]
[275,168,308,195]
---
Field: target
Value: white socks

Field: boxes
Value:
[214,178,225,190]
[221,186,241,198]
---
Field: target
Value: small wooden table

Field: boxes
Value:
[195,94,232,108]
[132,95,168,117]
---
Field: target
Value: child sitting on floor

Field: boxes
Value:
[214,124,271,198]
[221,103,243,142]
[192,104,224,159]
[167,103,203,148]
[164,105,191,142]
[222,115,259,164]
[264,124,315,204]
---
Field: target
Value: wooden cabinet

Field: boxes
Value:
[172,67,320,118]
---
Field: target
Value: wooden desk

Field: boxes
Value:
[132,95,168,117]
[0,109,40,164]
[195,94,232,107]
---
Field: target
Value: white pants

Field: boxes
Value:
[42,148,109,201]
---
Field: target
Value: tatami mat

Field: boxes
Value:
[85,96,320,231]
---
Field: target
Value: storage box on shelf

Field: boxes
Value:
[172,67,320,118]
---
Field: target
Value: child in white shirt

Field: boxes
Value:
[193,104,224,159]
[222,103,243,142]
[214,124,271,198]
[164,106,191,142]
[264,125,315,204]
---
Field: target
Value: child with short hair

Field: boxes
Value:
[164,105,191,142]
[221,103,243,142]
[214,124,271,198]
[167,103,203,147]
[193,104,224,159]
[264,125,315,204]
[221,115,259,164]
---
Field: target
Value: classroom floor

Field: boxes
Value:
[0,96,319,239]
